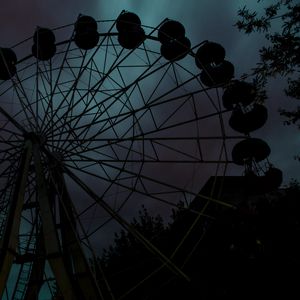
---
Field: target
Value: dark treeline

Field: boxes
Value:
[94,182,300,299]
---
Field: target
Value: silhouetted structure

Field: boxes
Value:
[0,8,285,300]
[98,174,290,299]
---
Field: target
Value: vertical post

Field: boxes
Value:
[51,165,104,300]
[0,140,32,296]
[33,144,79,300]
[24,229,46,300]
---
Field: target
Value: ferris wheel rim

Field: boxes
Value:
[0,13,251,299]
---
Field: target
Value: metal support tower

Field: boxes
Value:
[0,136,103,300]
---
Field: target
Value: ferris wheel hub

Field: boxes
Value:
[24,131,46,145]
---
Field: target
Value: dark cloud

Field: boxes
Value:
[1,2,299,298]
[0,0,298,190]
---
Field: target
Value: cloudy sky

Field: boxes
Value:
[0,0,298,183]
[1,0,299,298]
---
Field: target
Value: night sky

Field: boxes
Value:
[0,0,299,298]
[1,0,298,183]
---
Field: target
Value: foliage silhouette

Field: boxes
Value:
[235,0,300,134]
[94,182,300,299]
[95,205,171,299]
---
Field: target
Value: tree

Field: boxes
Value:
[94,182,300,299]
[235,0,300,129]
[95,202,211,299]
[96,205,171,299]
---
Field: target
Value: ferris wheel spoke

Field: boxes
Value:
[63,102,133,155]
[54,56,91,127]
[40,59,56,134]
[35,58,42,131]
[97,160,230,208]
[58,74,128,153]
[55,84,204,138]
[58,70,132,146]
[63,164,192,282]
[100,61,175,143]
[0,136,23,150]
[135,81,159,129]
[65,160,186,209]
[75,160,140,233]
[45,82,83,145]
[41,61,85,137]
[61,137,234,164]
[35,62,58,131]
[189,95,205,161]
[79,109,231,157]
[119,91,194,140]
[77,177,135,228]
[81,57,143,127]
[48,106,241,163]
[54,74,136,154]
[0,146,22,161]
[62,160,217,244]
[13,62,59,131]
[216,88,231,162]
[12,73,38,131]
[0,147,22,165]
[68,156,193,165]
[40,33,76,132]
[125,109,229,140]
[41,31,128,137]
[47,84,219,157]
[64,153,233,210]
[44,51,167,136]
[53,55,91,150]
[79,58,183,127]
[44,68,116,148]
[0,159,20,189]
[0,103,28,135]
[49,78,117,153]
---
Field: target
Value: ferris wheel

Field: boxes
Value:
[0,11,280,299]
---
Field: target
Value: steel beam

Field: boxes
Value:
[64,166,190,282]
[24,229,46,300]
[0,140,32,296]
[51,166,104,300]
[33,144,79,300]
